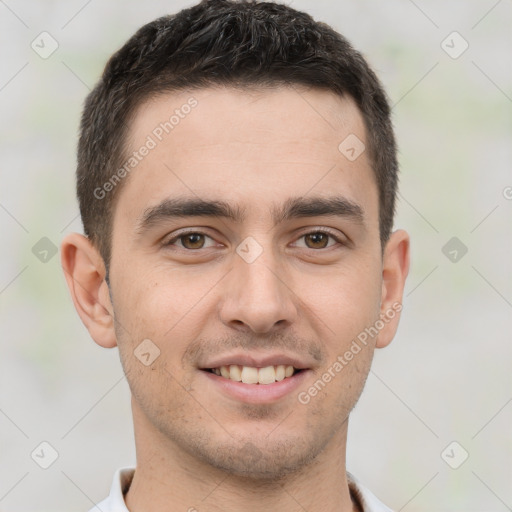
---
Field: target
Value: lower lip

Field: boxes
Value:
[200,369,311,404]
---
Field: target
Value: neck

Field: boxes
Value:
[125,404,358,512]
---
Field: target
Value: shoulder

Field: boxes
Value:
[87,467,135,512]
[347,471,395,512]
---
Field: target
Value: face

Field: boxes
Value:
[106,86,391,478]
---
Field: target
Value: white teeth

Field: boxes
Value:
[275,365,286,381]
[258,366,276,385]
[210,364,298,384]
[241,366,259,384]
[229,364,242,381]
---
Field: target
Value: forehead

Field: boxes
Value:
[114,86,377,229]
[129,85,367,158]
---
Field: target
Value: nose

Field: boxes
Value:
[218,248,298,334]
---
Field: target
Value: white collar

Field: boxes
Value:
[89,467,394,512]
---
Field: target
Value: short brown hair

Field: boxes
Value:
[77,0,398,266]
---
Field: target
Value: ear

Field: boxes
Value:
[60,232,117,348]
[376,229,410,349]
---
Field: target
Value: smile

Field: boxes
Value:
[204,364,300,384]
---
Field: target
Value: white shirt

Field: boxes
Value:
[89,467,394,511]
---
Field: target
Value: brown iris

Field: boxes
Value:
[180,233,206,249]
[304,232,330,249]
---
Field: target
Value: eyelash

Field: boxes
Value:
[162,228,345,251]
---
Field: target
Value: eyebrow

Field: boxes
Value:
[136,195,365,233]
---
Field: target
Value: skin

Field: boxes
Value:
[61,85,410,512]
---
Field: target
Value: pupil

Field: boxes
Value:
[185,234,203,248]
[308,233,327,248]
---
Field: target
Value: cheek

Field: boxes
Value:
[308,258,382,343]
[111,274,197,408]
[113,266,184,335]
[112,267,216,368]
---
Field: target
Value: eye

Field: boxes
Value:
[163,231,217,250]
[162,228,345,252]
[293,229,344,250]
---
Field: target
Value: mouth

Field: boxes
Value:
[202,364,303,385]
[199,362,311,404]
[198,353,313,403]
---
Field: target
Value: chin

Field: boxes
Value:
[190,433,323,481]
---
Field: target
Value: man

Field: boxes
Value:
[61,0,410,510]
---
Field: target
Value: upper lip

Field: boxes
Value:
[199,352,313,370]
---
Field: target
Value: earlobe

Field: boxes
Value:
[376,229,410,349]
[60,233,118,348]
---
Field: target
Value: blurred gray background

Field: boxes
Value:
[1,0,511,510]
